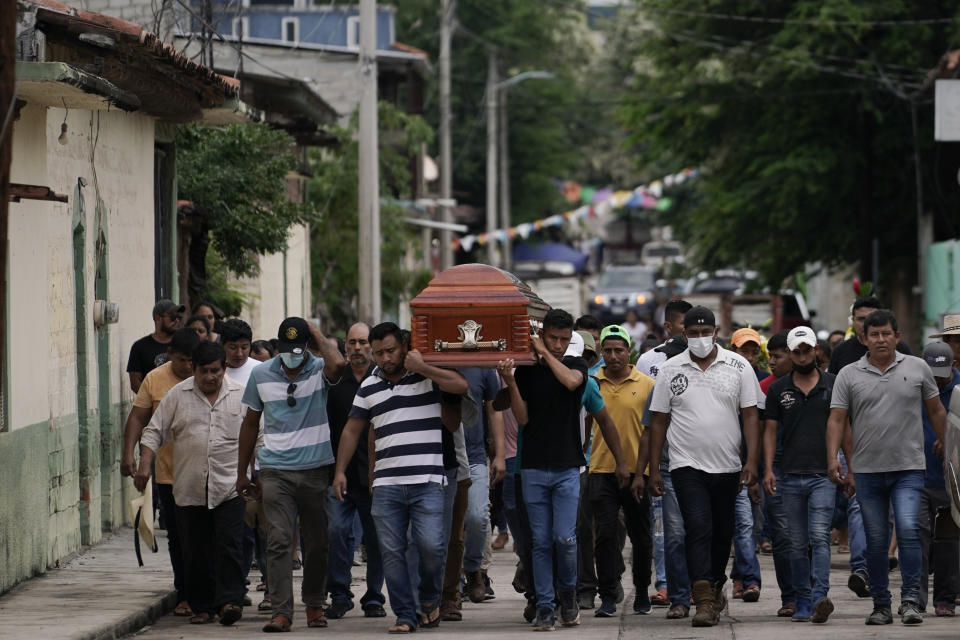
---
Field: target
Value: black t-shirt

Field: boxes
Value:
[126,334,170,376]
[828,336,911,374]
[515,355,588,470]
[327,365,374,489]
[764,371,836,474]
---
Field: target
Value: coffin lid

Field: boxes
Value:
[410,264,549,310]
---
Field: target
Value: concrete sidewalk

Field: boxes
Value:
[0,528,176,640]
[3,526,960,639]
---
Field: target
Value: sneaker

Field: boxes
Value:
[848,571,870,598]
[633,591,651,614]
[559,591,579,627]
[523,601,537,623]
[533,608,556,631]
[577,592,595,610]
[325,600,354,620]
[483,572,495,600]
[811,597,833,623]
[791,601,812,622]
[901,601,923,625]
[595,598,617,618]
[866,605,893,625]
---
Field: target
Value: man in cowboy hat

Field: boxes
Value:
[931,313,960,369]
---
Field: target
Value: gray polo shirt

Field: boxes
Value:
[831,351,939,473]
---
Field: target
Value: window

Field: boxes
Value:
[346,15,359,48]
[282,16,299,43]
[231,17,249,39]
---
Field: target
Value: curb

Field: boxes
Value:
[75,589,177,640]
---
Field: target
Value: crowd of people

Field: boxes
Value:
[119,294,960,632]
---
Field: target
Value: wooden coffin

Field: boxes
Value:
[410,264,550,367]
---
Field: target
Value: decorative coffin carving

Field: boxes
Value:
[410,264,550,367]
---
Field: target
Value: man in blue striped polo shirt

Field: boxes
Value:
[332,322,468,633]
[236,317,344,633]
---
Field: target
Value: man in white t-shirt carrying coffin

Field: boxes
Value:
[332,322,468,634]
[647,306,761,628]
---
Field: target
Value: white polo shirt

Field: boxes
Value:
[650,345,759,473]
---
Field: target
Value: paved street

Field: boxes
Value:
[126,535,960,640]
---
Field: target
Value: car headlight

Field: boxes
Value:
[593,295,607,306]
[636,294,647,305]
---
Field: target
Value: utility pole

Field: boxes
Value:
[438,0,455,269]
[498,88,511,272]
[485,49,498,266]
[358,0,381,321]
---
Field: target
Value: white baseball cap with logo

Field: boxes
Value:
[786,326,817,352]
[564,331,584,358]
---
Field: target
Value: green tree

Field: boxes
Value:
[309,102,434,329]
[621,0,960,294]
[177,124,312,277]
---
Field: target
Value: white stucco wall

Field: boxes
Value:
[236,223,312,340]
[9,104,155,430]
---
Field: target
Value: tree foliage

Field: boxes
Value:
[177,123,313,277]
[621,0,960,290]
[309,102,434,329]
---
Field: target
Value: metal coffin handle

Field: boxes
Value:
[434,319,507,352]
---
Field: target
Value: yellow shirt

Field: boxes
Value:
[589,367,655,474]
[133,362,185,484]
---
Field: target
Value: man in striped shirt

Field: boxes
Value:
[332,322,468,633]
[236,317,344,633]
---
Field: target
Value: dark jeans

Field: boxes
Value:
[577,470,597,597]
[590,473,652,601]
[156,483,185,603]
[503,459,535,602]
[671,467,740,588]
[763,470,796,606]
[327,486,384,607]
[177,497,247,615]
[918,486,960,609]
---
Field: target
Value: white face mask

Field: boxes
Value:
[688,336,715,358]
[280,352,305,369]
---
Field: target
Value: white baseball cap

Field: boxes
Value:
[564,331,584,358]
[787,326,817,352]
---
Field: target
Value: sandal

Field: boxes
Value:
[306,605,328,628]
[650,588,668,606]
[666,604,689,619]
[189,612,216,624]
[174,601,193,616]
[936,603,956,617]
[742,585,760,602]
[388,622,416,633]
[263,615,292,632]
[418,602,440,629]
[731,580,744,599]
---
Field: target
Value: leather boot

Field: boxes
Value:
[691,580,717,627]
[713,584,727,623]
[465,570,486,603]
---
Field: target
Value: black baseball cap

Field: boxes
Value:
[153,299,185,317]
[683,306,716,328]
[655,335,687,358]
[277,317,310,354]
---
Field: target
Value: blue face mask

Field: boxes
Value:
[280,352,305,369]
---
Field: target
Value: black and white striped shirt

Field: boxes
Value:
[349,368,446,487]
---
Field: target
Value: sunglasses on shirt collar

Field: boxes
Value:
[287,383,297,407]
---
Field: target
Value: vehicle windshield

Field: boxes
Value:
[644,246,680,258]
[598,269,655,290]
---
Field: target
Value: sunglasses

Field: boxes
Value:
[287,383,297,407]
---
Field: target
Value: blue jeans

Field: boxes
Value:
[855,470,924,606]
[407,469,458,609]
[838,451,868,575]
[661,468,690,607]
[521,467,580,610]
[731,486,762,587]
[780,474,836,604]
[651,495,667,591]
[763,471,795,605]
[372,482,446,627]
[463,463,490,572]
[327,487,384,607]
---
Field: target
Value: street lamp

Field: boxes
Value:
[485,61,553,268]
